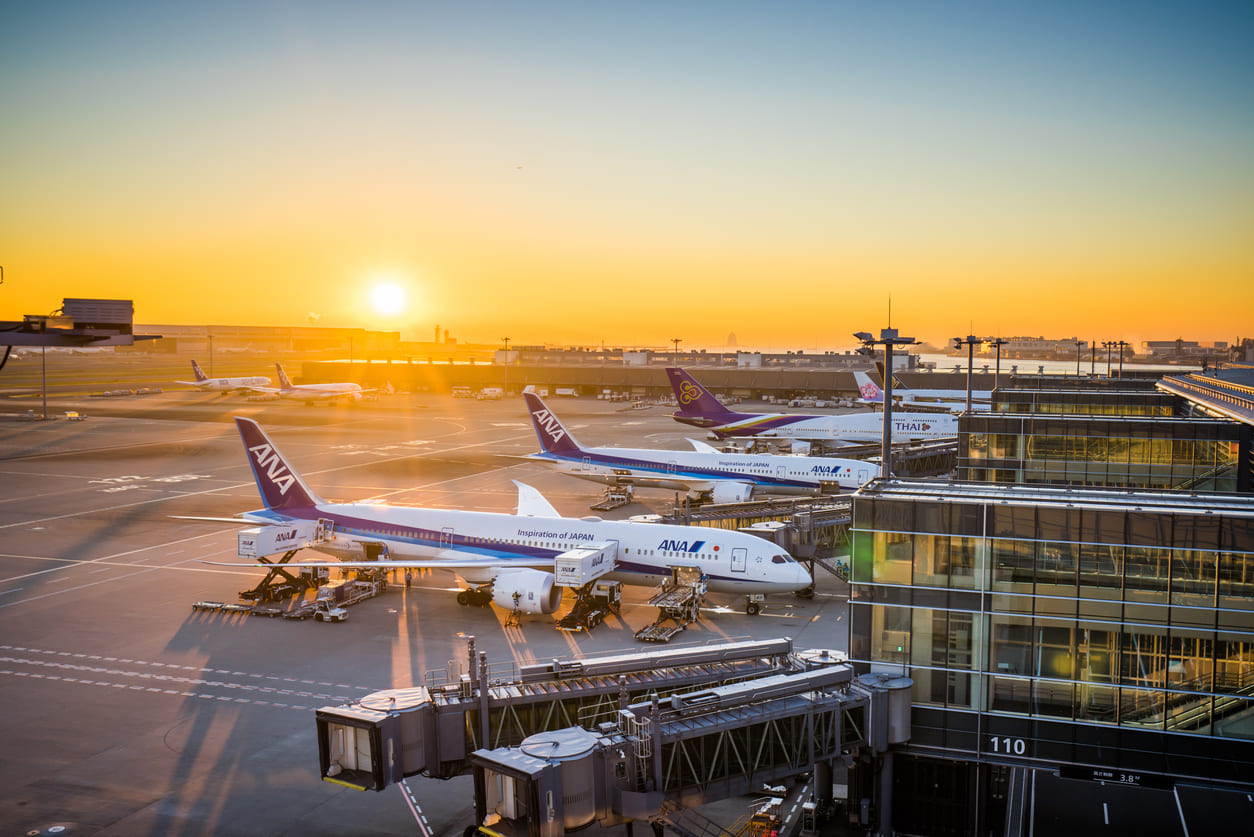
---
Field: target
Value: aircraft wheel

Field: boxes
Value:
[746,602,761,616]
[315,612,324,622]
[795,585,816,599]
[474,590,492,607]
[456,591,470,606]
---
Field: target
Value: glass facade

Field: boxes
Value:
[850,481,1254,784]
[959,414,1251,493]
[993,389,1179,416]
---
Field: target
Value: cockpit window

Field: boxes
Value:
[771,554,794,564]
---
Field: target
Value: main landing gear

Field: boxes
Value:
[456,586,493,607]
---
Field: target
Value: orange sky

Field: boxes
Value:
[2,4,1251,349]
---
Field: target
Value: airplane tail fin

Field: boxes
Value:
[666,368,741,421]
[275,363,294,390]
[234,417,324,510]
[524,393,582,455]
[854,370,883,402]
[191,360,208,382]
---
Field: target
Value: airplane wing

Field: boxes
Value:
[686,438,722,453]
[243,386,280,394]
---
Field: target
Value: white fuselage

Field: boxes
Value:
[180,376,272,392]
[529,445,875,495]
[710,410,958,443]
[279,383,363,401]
[247,502,810,594]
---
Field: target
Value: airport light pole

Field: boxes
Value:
[1117,340,1129,377]
[671,337,682,366]
[1103,340,1116,377]
[989,338,1007,393]
[501,337,510,394]
[952,335,981,413]
[208,333,214,378]
[1075,341,1083,377]
[855,329,917,479]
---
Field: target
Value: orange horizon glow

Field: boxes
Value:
[2,4,1250,350]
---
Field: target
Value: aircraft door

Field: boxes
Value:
[731,547,747,574]
[581,456,593,472]
[440,527,455,549]
[776,465,787,479]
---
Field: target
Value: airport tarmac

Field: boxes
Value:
[0,388,852,836]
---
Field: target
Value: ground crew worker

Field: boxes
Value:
[404,569,412,589]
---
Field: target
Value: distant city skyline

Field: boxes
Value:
[2,3,1250,348]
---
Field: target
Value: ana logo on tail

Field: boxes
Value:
[531,409,566,445]
[677,380,702,405]
[248,442,297,495]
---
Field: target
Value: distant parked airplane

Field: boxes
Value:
[522,393,874,503]
[175,359,270,393]
[248,363,370,404]
[853,370,991,412]
[198,417,811,617]
[666,367,957,444]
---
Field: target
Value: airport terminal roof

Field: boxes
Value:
[1157,363,1254,426]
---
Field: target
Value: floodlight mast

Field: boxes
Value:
[989,338,1007,392]
[952,335,981,412]
[855,328,916,479]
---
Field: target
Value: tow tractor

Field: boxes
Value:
[311,600,348,622]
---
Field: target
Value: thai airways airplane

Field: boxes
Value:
[175,360,270,392]
[249,363,370,403]
[853,370,991,412]
[522,393,874,503]
[666,368,958,444]
[203,417,811,616]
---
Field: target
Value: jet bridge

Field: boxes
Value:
[465,661,890,835]
[315,637,798,787]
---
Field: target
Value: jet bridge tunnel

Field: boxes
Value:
[315,639,913,834]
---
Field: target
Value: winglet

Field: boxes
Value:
[523,392,582,455]
[234,417,323,510]
[513,481,562,518]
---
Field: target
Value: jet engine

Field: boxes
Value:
[491,569,563,614]
[710,481,754,504]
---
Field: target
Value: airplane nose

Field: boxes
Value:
[794,562,813,588]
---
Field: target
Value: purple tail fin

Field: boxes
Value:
[524,393,582,454]
[666,368,744,421]
[191,360,208,382]
[235,417,323,510]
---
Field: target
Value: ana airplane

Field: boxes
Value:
[201,417,812,617]
[522,393,874,503]
[175,359,271,392]
[853,370,991,412]
[666,367,958,445]
[248,363,370,403]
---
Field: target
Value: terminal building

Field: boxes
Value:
[848,367,1254,834]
